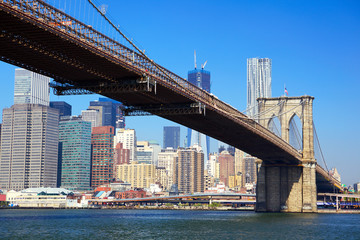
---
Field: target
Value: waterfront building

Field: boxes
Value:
[91,126,114,188]
[114,128,137,163]
[157,148,177,190]
[6,188,72,208]
[14,68,50,106]
[0,104,59,191]
[81,109,101,129]
[59,116,92,191]
[116,162,156,189]
[163,126,180,149]
[218,151,235,187]
[50,101,72,117]
[115,189,146,199]
[173,145,204,194]
[247,58,272,119]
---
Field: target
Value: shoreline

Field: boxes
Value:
[2,206,360,214]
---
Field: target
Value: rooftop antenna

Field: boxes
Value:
[201,60,207,69]
[194,50,197,69]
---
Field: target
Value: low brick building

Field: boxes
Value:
[115,190,146,199]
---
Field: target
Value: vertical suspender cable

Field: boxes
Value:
[313,121,329,172]
[86,0,183,89]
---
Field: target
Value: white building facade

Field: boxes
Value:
[157,148,177,190]
[14,68,50,106]
[0,104,59,191]
[114,128,137,163]
[247,58,272,119]
[81,109,101,129]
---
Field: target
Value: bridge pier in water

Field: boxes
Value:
[256,163,317,212]
[256,96,317,213]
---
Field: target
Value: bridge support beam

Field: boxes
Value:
[256,163,317,212]
[256,96,317,213]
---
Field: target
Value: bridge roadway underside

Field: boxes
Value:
[0,4,300,165]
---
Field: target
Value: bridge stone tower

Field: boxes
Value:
[255,96,317,212]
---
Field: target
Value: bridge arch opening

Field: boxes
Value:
[268,115,281,138]
[288,113,302,151]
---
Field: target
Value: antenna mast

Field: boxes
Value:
[194,50,197,69]
[201,60,207,69]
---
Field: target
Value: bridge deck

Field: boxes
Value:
[0,0,343,192]
[0,0,301,164]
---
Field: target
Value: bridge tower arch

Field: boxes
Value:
[256,96,317,212]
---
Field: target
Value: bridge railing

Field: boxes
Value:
[2,1,211,101]
[1,0,301,158]
[316,165,343,190]
[2,0,250,117]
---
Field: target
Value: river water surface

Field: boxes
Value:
[0,209,359,239]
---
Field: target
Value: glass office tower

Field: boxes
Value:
[187,68,211,161]
[0,104,59,191]
[14,68,50,106]
[247,58,272,119]
[163,126,180,149]
[59,116,91,191]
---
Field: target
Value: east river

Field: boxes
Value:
[0,209,360,239]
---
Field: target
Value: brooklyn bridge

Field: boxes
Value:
[0,0,342,212]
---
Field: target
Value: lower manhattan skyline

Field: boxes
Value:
[0,0,359,189]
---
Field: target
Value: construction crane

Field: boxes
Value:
[201,60,207,69]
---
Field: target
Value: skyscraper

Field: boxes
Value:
[59,116,91,191]
[187,69,210,92]
[247,58,272,119]
[114,142,130,166]
[136,141,161,165]
[50,101,72,117]
[187,55,211,161]
[114,128,137,163]
[163,126,180,149]
[91,126,114,188]
[14,68,50,106]
[173,145,204,194]
[98,97,125,129]
[81,109,101,128]
[90,98,124,130]
[218,150,235,187]
[0,104,59,191]
[158,148,177,190]
[116,163,156,189]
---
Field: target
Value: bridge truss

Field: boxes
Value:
[0,0,342,192]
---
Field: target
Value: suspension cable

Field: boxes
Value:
[251,100,304,121]
[290,117,302,150]
[242,100,285,118]
[269,119,281,137]
[313,121,329,172]
[87,0,184,89]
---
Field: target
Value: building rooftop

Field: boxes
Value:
[20,187,73,195]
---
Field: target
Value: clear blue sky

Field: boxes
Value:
[0,0,359,185]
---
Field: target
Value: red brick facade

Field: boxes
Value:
[115,190,146,199]
[91,126,114,188]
